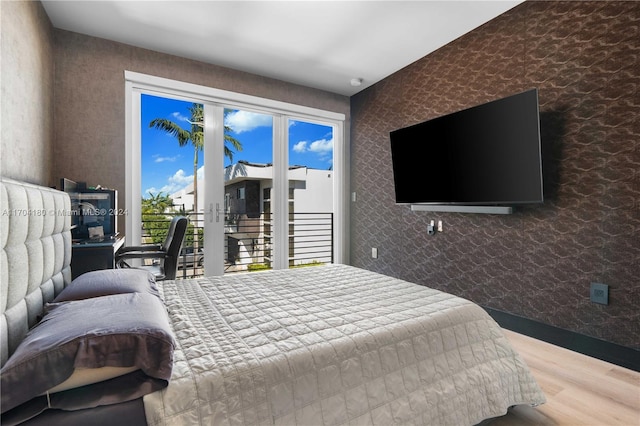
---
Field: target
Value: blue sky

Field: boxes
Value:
[142,94,333,197]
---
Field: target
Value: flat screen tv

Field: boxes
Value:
[390,89,543,212]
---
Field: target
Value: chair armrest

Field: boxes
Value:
[117,245,162,254]
[116,250,167,261]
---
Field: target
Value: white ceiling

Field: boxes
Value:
[41,1,523,96]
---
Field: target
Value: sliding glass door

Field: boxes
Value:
[126,71,347,278]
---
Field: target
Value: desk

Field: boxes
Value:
[71,236,125,279]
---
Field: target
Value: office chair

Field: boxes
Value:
[116,216,188,280]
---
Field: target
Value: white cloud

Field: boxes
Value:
[153,154,179,163]
[171,112,189,122]
[145,187,160,196]
[144,167,203,196]
[293,141,308,153]
[292,138,333,154]
[168,169,193,187]
[308,138,333,153]
[225,110,272,133]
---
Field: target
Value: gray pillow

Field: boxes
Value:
[53,269,158,302]
[0,292,175,418]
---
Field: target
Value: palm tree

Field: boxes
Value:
[142,192,174,214]
[149,103,242,214]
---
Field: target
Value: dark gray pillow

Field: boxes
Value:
[0,292,175,418]
[53,269,158,302]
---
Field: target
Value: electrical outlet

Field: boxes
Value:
[427,220,436,235]
[590,282,609,305]
[371,247,378,259]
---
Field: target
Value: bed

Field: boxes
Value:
[1,178,545,425]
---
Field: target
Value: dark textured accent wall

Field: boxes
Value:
[350,1,639,350]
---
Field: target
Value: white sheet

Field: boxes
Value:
[144,264,544,425]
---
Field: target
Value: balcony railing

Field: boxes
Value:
[139,211,333,279]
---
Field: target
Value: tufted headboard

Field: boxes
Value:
[1,177,72,367]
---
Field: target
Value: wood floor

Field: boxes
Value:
[489,330,640,426]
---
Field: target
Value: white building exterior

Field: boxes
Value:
[169,184,196,213]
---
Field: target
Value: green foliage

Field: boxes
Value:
[149,104,203,151]
[184,223,203,248]
[291,260,325,268]
[222,109,243,162]
[142,214,171,245]
[247,263,272,272]
[141,193,175,245]
[247,261,324,272]
[142,192,173,214]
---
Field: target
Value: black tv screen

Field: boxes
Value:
[390,89,543,206]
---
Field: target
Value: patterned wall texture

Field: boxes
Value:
[350,1,639,350]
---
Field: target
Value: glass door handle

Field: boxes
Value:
[209,203,221,223]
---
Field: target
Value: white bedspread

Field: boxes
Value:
[144,264,544,425]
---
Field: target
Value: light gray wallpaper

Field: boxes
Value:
[350,1,639,350]
[1,1,54,186]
